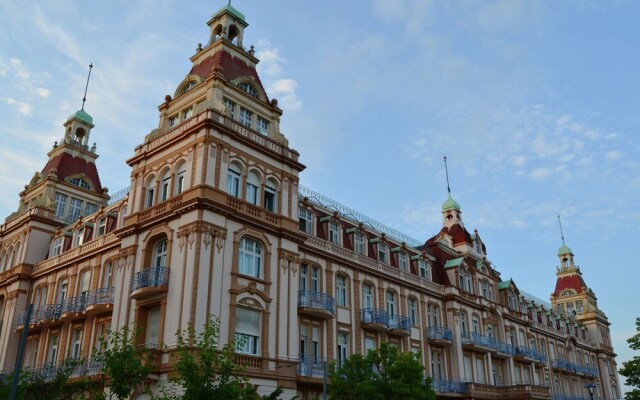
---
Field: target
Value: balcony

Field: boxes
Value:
[297,356,326,380]
[552,358,571,371]
[297,290,335,319]
[427,326,453,345]
[130,267,169,299]
[60,297,88,321]
[38,304,63,325]
[360,308,388,332]
[85,287,115,315]
[493,341,514,358]
[574,364,598,377]
[387,315,411,336]
[552,394,593,400]
[515,346,544,364]
[462,332,495,352]
[469,383,551,399]
[431,378,468,394]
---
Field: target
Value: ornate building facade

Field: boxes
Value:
[0,4,621,400]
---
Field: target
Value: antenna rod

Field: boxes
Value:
[443,155,451,194]
[558,214,565,245]
[81,63,93,110]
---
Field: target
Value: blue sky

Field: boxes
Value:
[1,0,638,393]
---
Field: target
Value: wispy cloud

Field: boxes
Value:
[1,97,32,117]
[32,6,83,64]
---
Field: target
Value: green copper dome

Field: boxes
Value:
[68,109,93,125]
[557,244,573,256]
[442,195,461,211]
[213,4,245,22]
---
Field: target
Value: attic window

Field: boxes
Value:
[181,81,197,95]
[238,82,259,98]
[69,177,91,190]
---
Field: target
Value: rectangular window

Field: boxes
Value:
[378,243,388,263]
[354,232,365,255]
[54,192,68,218]
[408,298,417,325]
[167,115,178,128]
[161,177,170,202]
[257,117,269,135]
[226,169,241,197]
[245,182,259,205]
[299,208,313,234]
[328,221,340,244]
[58,280,68,304]
[69,329,82,359]
[74,227,85,247]
[240,108,253,127]
[336,275,347,307]
[364,337,376,353]
[79,269,91,298]
[337,332,348,365]
[48,335,59,365]
[398,252,408,272]
[69,197,83,221]
[235,307,260,355]
[51,237,63,256]
[103,262,113,288]
[146,187,155,208]
[182,108,193,120]
[223,98,236,118]
[176,171,185,195]
[86,203,98,215]
[146,308,161,348]
[96,218,107,237]
[418,260,429,280]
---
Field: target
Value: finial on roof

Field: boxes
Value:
[443,155,451,195]
[81,63,93,110]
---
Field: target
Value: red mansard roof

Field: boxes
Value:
[553,274,587,298]
[190,50,269,102]
[42,152,103,194]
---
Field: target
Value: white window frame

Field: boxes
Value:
[398,251,408,272]
[354,232,365,255]
[257,116,269,135]
[378,242,388,264]
[299,208,313,234]
[336,275,348,307]
[408,298,417,325]
[74,227,85,247]
[54,193,68,218]
[238,238,262,278]
[96,217,107,238]
[175,163,186,195]
[51,237,63,256]
[337,332,348,365]
[245,172,260,205]
[264,180,277,212]
[328,221,340,244]
[240,107,253,127]
[235,307,261,355]
[227,164,241,198]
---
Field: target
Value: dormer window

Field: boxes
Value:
[96,218,107,238]
[378,242,388,264]
[354,232,365,255]
[299,208,314,234]
[51,237,63,257]
[238,82,259,98]
[398,251,408,272]
[74,227,85,247]
[328,221,340,245]
[181,80,197,95]
[459,268,472,293]
[68,177,91,190]
[508,291,518,310]
[418,259,430,280]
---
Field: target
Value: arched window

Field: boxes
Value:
[154,239,167,269]
[145,175,156,208]
[0,250,7,272]
[227,162,242,198]
[245,171,260,205]
[264,178,277,212]
[175,162,186,195]
[68,177,91,190]
[228,25,239,44]
[238,238,262,278]
[459,312,468,335]
[238,82,259,98]
[159,170,171,202]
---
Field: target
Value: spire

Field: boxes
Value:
[444,155,451,195]
[557,214,573,257]
[81,63,93,111]
[441,155,462,227]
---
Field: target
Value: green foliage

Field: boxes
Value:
[94,324,156,400]
[158,315,285,400]
[329,342,436,400]
[0,358,103,400]
[620,318,640,400]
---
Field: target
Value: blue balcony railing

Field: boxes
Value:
[427,326,453,341]
[131,267,169,292]
[432,378,468,394]
[387,315,410,331]
[552,358,570,370]
[62,296,88,314]
[552,394,593,400]
[86,287,115,306]
[360,308,388,325]
[462,332,494,348]
[297,355,326,379]
[39,303,63,321]
[297,290,335,315]
[494,341,514,355]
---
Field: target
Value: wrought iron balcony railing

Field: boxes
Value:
[297,355,327,378]
[386,314,410,331]
[552,358,571,370]
[131,267,169,292]
[427,326,453,341]
[494,341,514,355]
[62,296,88,314]
[462,332,495,348]
[86,287,115,306]
[360,308,388,325]
[432,378,468,394]
[297,290,335,315]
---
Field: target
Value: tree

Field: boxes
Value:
[158,315,285,400]
[329,342,436,400]
[620,318,640,400]
[94,324,157,400]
